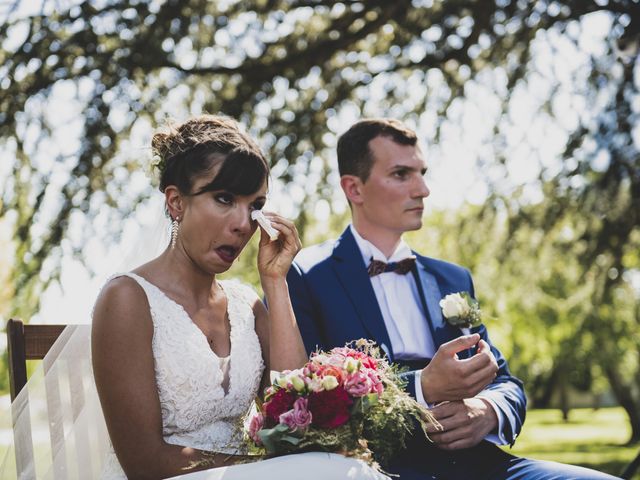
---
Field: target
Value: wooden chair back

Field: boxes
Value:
[6,318,67,401]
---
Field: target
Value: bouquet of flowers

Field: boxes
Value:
[246,339,440,468]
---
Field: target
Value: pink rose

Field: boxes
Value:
[365,368,384,396]
[333,347,378,370]
[248,413,265,444]
[344,370,373,397]
[359,355,378,371]
[348,350,378,370]
[279,397,313,431]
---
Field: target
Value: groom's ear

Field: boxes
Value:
[340,175,364,206]
[165,186,184,220]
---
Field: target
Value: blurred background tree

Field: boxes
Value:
[1,0,639,445]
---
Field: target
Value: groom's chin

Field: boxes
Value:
[405,219,424,231]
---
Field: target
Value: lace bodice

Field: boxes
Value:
[101,273,265,479]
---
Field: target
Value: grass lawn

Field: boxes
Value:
[503,407,639,479]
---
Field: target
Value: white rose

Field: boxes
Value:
[313,354,329,365]
[307,375,324,392]
[439,293,470,318]
[290,375,306,392]
[322,375,339,391]
[343,357,359,374]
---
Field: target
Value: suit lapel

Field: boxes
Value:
[332,228,394,360]
[414,257,460,348]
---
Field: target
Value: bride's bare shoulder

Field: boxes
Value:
[93,275,152,334]
[97,275,146,304]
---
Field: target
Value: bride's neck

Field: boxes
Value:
[147,249,219,300]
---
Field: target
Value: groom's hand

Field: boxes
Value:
[425,398,498,450]
[420,335,498,404]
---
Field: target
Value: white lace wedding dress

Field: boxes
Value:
[101,273,388,480]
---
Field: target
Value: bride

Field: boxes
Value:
[91,114,388,479]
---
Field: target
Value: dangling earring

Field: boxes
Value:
[171,216,180,249]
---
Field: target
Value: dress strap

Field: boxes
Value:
[107,272,166,322]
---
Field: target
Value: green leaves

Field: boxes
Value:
[350,393,379,417]
[258,423,303,455]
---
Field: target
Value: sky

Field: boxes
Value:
[0,4,626,330]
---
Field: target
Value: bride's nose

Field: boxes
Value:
[230,207,252,235]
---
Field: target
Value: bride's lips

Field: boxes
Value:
[215,245,238,263]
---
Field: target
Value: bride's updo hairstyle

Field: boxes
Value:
[152,114,269,197]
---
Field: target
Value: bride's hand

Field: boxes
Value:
[256,212,301,280]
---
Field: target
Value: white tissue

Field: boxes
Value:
[251,210,279,241]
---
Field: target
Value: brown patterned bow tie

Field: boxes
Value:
[367,257,416,277]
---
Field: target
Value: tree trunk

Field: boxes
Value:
[559,368,570,422]
[532,363,560,408]
[605,366,640,442]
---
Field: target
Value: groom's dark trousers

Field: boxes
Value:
[287,227,619,480]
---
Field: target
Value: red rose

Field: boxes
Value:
[308,386,353,429]
[264,389,296,426]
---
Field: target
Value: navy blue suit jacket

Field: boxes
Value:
[287,227,526,446]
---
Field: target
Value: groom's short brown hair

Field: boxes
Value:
[337,118,417,182]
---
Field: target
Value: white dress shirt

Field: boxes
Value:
[350,225,435,359]
[350,225,507,445]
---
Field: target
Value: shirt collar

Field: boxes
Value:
[349,224,414,265]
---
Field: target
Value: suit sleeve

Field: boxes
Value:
[467,270,527,446]
[286,262,323,355]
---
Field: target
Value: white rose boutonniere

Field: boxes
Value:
[439,292,482,329]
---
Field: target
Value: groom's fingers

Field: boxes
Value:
[476,339,491,353]
[429,422,468,446]
[429,401,470,423]
[429,401,458,419]
[452,357,495,392]
[441,363,496,400]
[438,334,480,358]
[463,364,498,396]
[468,360,498,384]
[458,345,498,375]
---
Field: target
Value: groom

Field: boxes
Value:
[286,118,619,479]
